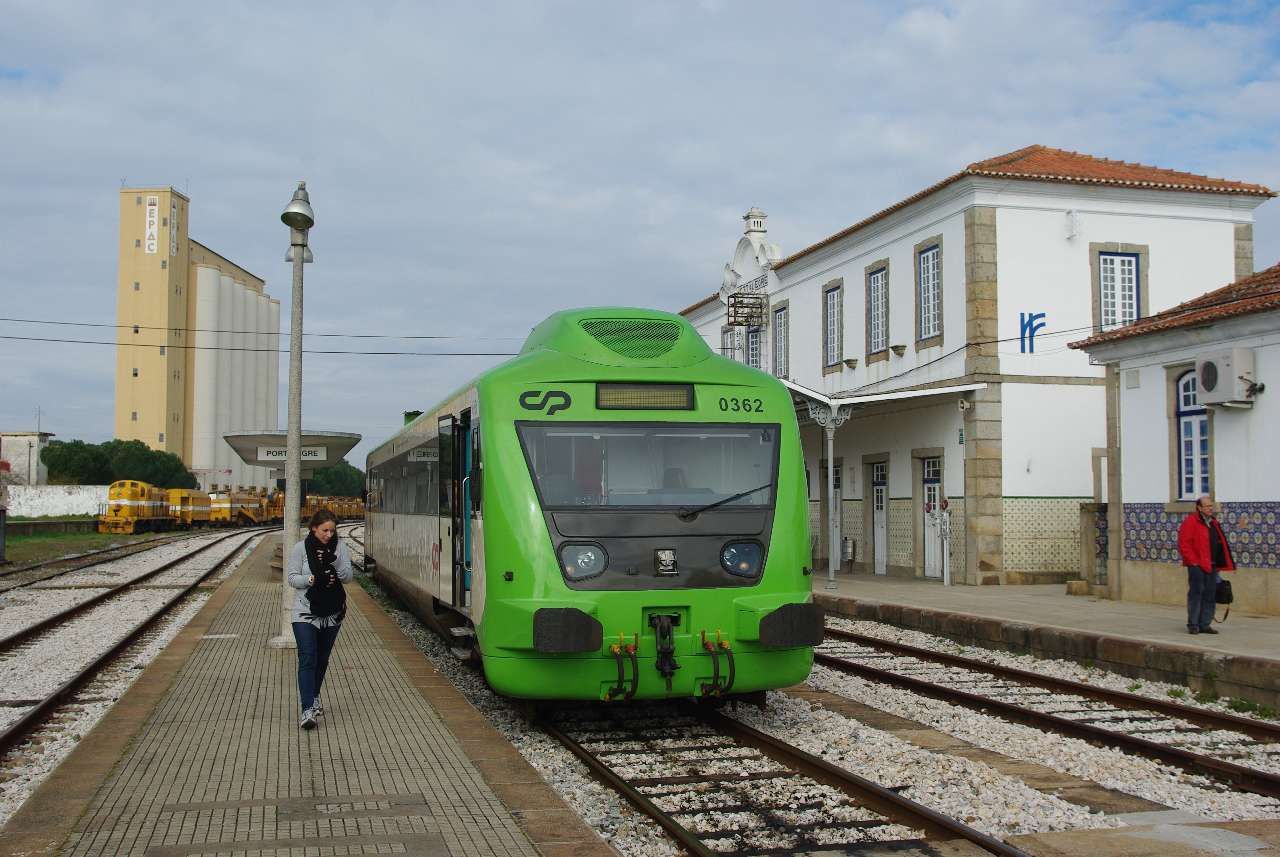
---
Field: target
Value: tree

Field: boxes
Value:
[42,440,113,485]
[41,439,198,488]
[309,460,364,496]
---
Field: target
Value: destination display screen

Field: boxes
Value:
[596,383,694,410]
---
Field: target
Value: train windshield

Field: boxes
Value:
[517,422,779,510]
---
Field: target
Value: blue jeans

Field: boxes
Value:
[1186,567,1221,630]
[292,622,341,712]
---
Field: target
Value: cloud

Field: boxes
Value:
[0,0,1276,467]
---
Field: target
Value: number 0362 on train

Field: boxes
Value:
[364,308,823,701]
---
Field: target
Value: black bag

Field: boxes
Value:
[1214,578,1233,623]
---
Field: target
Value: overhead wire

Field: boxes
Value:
[0,334,517,357]
[0,315,524,340]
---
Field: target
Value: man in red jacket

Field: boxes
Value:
[1177,496,1235,635]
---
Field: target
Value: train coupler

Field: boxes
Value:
[648,613,680,692]
[718,632,736,695]
[700,630,722,696]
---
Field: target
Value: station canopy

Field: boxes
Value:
[223,430,361,478]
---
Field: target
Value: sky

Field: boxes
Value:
[1,1,1278,470]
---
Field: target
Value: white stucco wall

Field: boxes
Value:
[6,485,109,517]
[1110,313,1280,503]
[996,192,1242,379]
[1002,382,1104,497]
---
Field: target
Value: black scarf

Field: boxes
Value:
[304,532,346,620]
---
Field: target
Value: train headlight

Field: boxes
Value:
[720,542,764,579]
[560,543,608,580]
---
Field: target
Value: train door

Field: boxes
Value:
[872,462,887,575]
[922,457,942,579]
[457,409,474,609]
[437,416,455,606]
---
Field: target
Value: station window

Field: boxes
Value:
[133,281,140,291]
[132,367,139,377]
[720,327,737,361]
[133,325,140,334]
[773,303,789,379]
[1100,252,1139,329]
[916,241,941,343]
[746,327,762,369]
[160,260,167,269]
[822,280,843,369]
[1175,370,1210,499]
[158,346,165,355]
[135,239,141,248]
[131,411,138,422]
[158,433,165,443]
[865,261,890,362]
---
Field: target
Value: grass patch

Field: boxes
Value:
[1167,687,1187,699]
[1127,682,1143,692]
[1226,698,1280,720]
[7,514,96,522]
[2,531,164,565]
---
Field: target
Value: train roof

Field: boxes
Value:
[368,306,775,464]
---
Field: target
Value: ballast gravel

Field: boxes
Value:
[0,589,176,701]
[724,691,1117,838]
[828,617,1280,725]
[0,588,111,639]
[31,535,226,589]
[808,662,1280,821]
[0,594,209,828]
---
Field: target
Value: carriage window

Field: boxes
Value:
[518,422,779,509]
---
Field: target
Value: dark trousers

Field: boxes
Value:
[1186,567,1220,630]
[292,621,341,712]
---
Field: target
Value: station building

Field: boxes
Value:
[115,188,280,491]
[1072,263,1280,615]
[682,146,1274,586]
[0,431,54,485]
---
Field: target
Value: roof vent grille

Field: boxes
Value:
[580,319,681,359]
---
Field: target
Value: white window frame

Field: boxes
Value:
[1176,370,1210,500]
[823,285,841,366]
[746,326,762,369]
[868,267,888,354]
[1100,252,1139,330]
[918,245,940,339]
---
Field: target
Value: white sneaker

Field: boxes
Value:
[300,708,317,730]
[313,697,324,717]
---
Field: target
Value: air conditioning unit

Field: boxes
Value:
[1196,348,1257,405]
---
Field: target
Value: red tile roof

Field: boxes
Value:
[678,292,720,317]
[1070,262,1280,350]
[775,145,1274,270]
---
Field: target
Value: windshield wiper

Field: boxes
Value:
[677,481,773,521]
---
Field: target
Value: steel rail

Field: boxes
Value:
[0,531,192,582]
[538,717,719,857]
[824,627,1280,742]
[693,706,1031,857]
[815,650,1280,799]
[0,528,269,652]
[540,704,1030,857]
[0,531,259,757]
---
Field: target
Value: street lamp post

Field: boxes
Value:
[270,181,315,648]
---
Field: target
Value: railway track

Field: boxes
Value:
[0,532,198,593]
[817,627,1280,799]
[0,530,261,757]
[539,702,1028,856]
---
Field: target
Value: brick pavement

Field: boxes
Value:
[4,536,609,857]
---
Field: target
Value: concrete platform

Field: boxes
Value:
[814,573,1280,709]
[0,535,611,857]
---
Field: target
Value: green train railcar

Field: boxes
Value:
[365,308,822,701]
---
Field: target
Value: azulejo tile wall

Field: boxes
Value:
[1003,498,1084,573]
[842,499,866,562]
[1124,502,1280,569]
[948,499,967,577]
[888,499,913,567]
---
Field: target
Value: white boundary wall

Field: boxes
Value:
[6,485,108,517]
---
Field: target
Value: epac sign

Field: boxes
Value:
[256,446,328,463]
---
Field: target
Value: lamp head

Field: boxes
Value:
[280,181,315,230]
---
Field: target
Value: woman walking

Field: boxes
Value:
[287,509,353,729]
